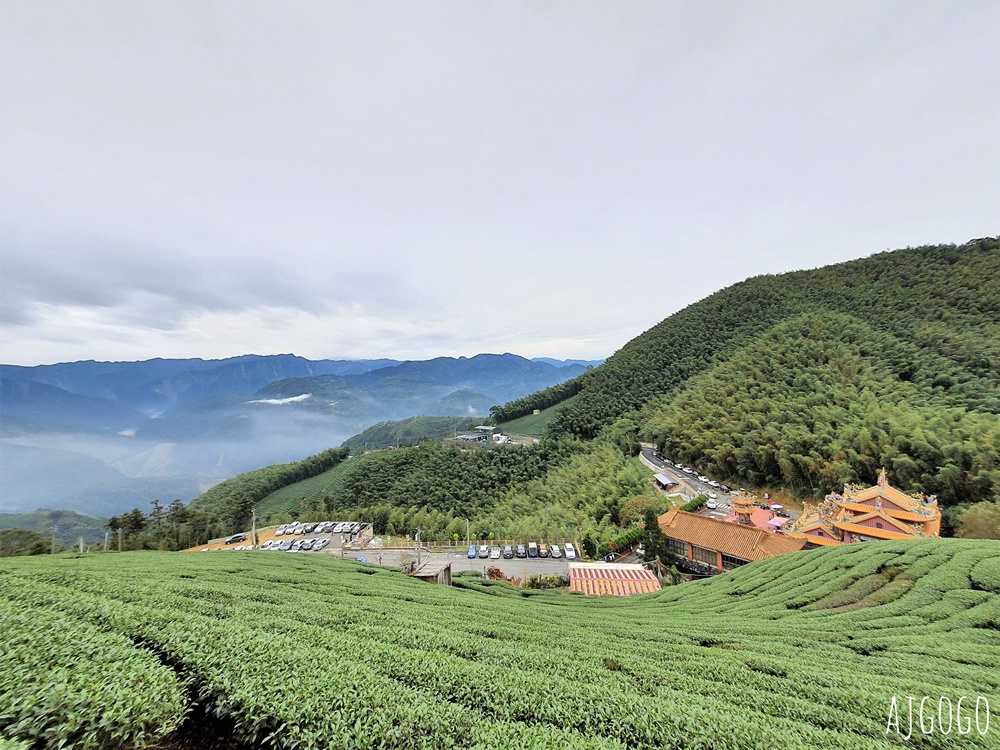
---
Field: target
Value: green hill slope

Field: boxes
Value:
[644,312,1000,505]
[1,539,997,748]
[499,393,579,437]
[490,238,1000,517]
[552,238,1000,438]
[254,451,378,521]
[342,415,480,452]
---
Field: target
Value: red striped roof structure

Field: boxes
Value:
[568,563,662,597]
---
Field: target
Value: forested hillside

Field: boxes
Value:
[643,313,1000,510]
[323,440,656,543]
[490,239,1000,522]
[188,446,349,522]
[551,238,1000,438]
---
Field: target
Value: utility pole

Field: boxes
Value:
[251,506,258,550]
[78,537,84,554]
[117,527,123,552]
[51,526,57,554]
[465,518,470,546]
[415,528,422,570]
[104,531,109,552]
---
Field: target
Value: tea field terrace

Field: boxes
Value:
[0,538,997,749]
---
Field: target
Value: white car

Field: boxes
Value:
[706,499,718,510]
[489,546,501,559]
[564,543,577,560]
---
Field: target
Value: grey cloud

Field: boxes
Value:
[0,234,429,332]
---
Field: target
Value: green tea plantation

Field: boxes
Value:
[1,539,998,749]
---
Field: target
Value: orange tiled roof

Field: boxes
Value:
[568,563,662,596]
[785,532,842,547]
[838,509,914,534]
[658,509,807,562]
[838,502,931,523]
[834,523,916,541]
[848,482,934,515]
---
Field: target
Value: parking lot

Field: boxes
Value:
[195,522,596,576]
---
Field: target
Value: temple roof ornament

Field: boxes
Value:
[786,472,941,545]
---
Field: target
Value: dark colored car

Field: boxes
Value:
[279,540,294,551]
[503,545,514,559]
[225,533,248,544]
[516,544,527,558]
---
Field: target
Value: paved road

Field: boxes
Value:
[337,547,573,577]
[642,447,801,522]
[642,447,734,517]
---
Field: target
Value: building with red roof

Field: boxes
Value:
[568,563,662,596]
[785,469,941,547]
[657,508,807,574]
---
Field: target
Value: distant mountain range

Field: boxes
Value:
[0,353,601,516]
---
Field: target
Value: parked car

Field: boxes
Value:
[564,543,576,560]
[225,533,248,545]
[478,545,489,558]
[707,491,718,500]
[549,545,562,559]
[538,544,550,558]
[698,475,710,482]
[516,544,527,558]
[467,545,477,559]
[503,545,514,559]
[527,542,538,558]
[275,525,287,536]
[489,546,501,559]
[299,539,315,551]
[706,499,718,510]
[313,538,330,550]
[720,485,732,493]
[279,540,294,551]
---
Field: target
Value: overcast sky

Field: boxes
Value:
[1,2,998,367]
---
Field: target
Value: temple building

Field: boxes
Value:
[657,508,807,574]
[785,469,941,547]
